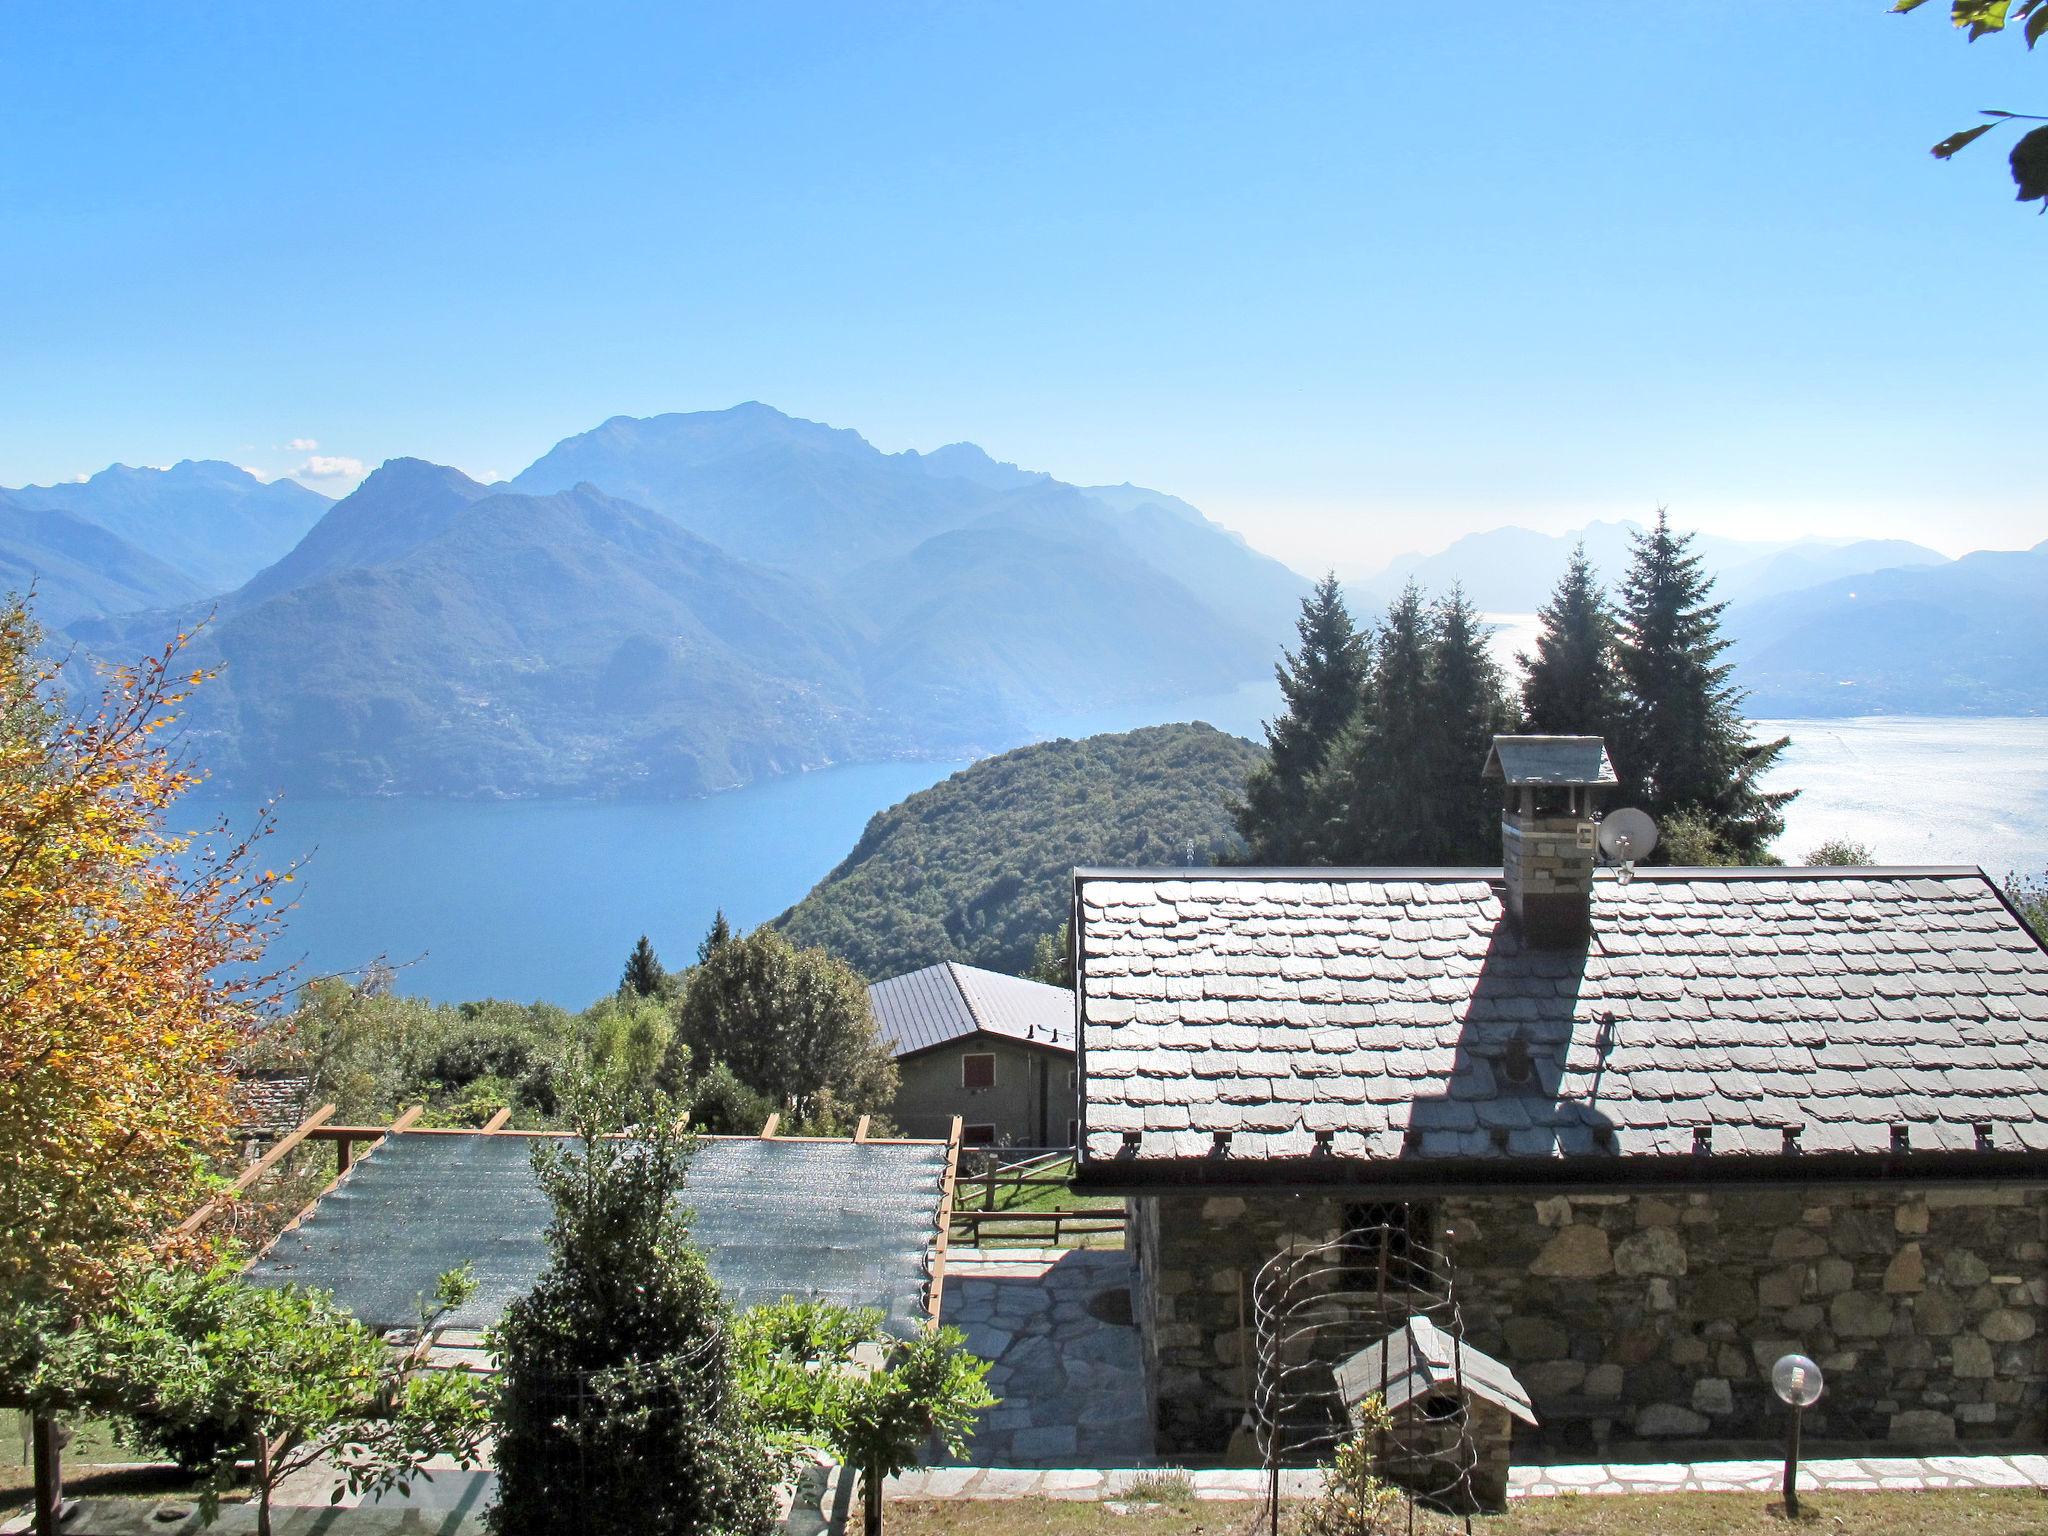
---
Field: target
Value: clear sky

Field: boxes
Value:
[2,2,2041,574]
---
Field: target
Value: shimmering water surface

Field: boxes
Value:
[194,702,2047,1007]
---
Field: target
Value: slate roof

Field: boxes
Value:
[231,1070,313,1134]
[870,961,1075,1059]
[1072,866,2048,1187]
[1482,736,1618,788]
[1335,1317,1538,1427]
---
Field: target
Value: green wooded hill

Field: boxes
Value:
[775,722,1264,980]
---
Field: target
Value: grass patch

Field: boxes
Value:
[888,1488,2048,1535]
[0,1415,214,1513]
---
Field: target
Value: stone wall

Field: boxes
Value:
[1132,1183,2048,1458]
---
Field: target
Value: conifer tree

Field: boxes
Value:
[1312,584,1441,864]
[619,934,665,998]
[1231,573,1370,863]
[1615,511,1794,862]
[697,909,733,966]
[1520,542,1625,744]
[1428,587,1515,862]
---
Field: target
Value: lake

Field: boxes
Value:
[195,701,2048,1008]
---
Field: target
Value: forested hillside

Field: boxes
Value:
[776,722,1263,979]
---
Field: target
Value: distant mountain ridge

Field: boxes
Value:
[0,489,201,628]
[4,460,329,595]
[1349,518,1949,613]
[61,406,1309,797]
[1726,541,2048,716]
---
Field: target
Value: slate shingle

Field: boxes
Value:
[1075,866,2048,1170]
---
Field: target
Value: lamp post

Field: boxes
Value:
[1771,1353,1825,1517]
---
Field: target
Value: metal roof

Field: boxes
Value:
[869,961,1074,1059]
[1073,865,2048,1182]
[1481,736,1619,788]
[246,1133,951,1334]
[1334,1317,1538,1426]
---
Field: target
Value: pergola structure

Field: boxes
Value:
[26,1108,963,1535]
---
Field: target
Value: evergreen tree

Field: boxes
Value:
[1230,573,1370,863]
[1312,584,1441,864]
[1520,542,1625,743]
[619,934,665,998]
[1615,511,1794,862]
[697,909,733,966]
[489,1078,776,1536]
[1428,587,1515,862]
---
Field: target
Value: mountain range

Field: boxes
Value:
[38,405,1307,797]
[4,460,330,599]
[1348,519,1951,613]
[1346,517,2041,718]
[6,407,2039,801]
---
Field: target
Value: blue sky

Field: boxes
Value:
[2,2,2041,573]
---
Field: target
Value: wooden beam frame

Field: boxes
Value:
[926,1116,964,1332]
[173,1103,336,1238]
[251,1104,421,1263]
[758,1111,781,1139]
[481,1106,513,1132]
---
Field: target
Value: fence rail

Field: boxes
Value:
[947,1206,1126,1247]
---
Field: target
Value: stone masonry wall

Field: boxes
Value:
[1134,1184,2048,1458]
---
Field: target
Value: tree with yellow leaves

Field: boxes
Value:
[0,594,289,1313]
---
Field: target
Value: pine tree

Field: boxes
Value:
[1312,584,1441,864]
[696,909,732,966]
[1520,542,1625,743]
[619,934,664,998]
[1428,587,1515,863]
[1230,573,1370,863]
[1616,511,1794,862]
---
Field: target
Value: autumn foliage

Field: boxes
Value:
[0,595,288,1310]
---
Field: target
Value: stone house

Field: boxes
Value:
[871,960,1074,1146]
[1071,736,2048,1457]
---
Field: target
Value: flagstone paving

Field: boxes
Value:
[937,1247,1151,1468]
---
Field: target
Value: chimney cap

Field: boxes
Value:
[1484,735,1620,789]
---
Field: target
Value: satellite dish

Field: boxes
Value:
[1597,808,1659,863]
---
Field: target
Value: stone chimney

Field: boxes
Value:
[1482,735,1619,947]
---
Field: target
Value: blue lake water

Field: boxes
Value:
[192,700,2048,1008]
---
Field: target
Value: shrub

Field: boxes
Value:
[487,1077,775,1536]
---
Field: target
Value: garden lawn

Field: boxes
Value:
[889,1488,2048,1536]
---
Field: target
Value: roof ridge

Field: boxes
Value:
[945,960,992,1034]
[1073,864,1991,883]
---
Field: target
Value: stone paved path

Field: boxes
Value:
[938,1247,1151,1467]
[843,1451,2048,1503]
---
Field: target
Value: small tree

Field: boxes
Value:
[697,910,733,965]
[1806,838,1877,866]
[734,1299,994,1536]
[488,1077,775,1536]
[1024,922,1073,988]
[1,595,289,1310]
[671,926,895,1130]
[17,1263,488,1536]
[1297,1408,1401,1536]
[621,935,666,998]
[2004,869,2047,944]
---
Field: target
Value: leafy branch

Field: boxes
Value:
[1895,0,2048,205]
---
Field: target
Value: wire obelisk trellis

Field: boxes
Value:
[1251,1212,1477,1535]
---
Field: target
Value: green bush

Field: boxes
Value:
[488,1079,775,1536]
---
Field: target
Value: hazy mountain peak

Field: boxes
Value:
[897,441,1050,493]
[4,456,330,595]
